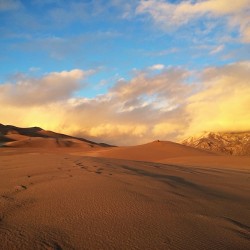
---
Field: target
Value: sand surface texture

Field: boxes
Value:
[0,142,250,249]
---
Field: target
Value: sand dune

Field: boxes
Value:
[159,155,250,171]
[87,140,216,162]
[1,125,250,249]
[5,137,100,149]
[0,124,106,150]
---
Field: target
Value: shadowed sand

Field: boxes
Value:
[0,140,250,249]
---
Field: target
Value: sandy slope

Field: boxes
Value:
[4,137,101,149]
[0,124,105,150]
[86,140,216,162]
[1,144,250,250]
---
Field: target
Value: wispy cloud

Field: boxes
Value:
[210,44,224,54]
[136,0,250,43]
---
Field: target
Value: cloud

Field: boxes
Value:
[88,123,147,138]
[136,0,250,43]
[210,44,224,54]
[148,64,165,70]
[229,10,250,43]
[153,121,185,137]
[0,62,250,145]
[183,61,250,137]
[110,67,191,107]
[0,69,92,106]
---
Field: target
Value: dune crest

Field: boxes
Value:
[88,140,216,162]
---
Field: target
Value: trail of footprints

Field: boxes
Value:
[56,158,110,177]
[74,160,106,175]
[71,157,114,176]
[0,157,91,249]
[0,185,34,228]
[0,157,114,226]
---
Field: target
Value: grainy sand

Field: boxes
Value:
[0,142,250,249]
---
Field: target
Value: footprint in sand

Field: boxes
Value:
[14,185,27,191]
[95,168,103,174]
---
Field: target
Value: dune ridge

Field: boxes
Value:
[0,123,111,150]
[87,140,216,162]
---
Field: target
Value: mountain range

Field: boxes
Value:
[182,131,250,156]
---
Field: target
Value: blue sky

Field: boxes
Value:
[1,0,248,88]
[0,0,249,144]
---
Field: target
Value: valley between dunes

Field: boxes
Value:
[0,135,250,249]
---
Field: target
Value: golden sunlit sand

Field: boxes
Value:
[1,131,250,249]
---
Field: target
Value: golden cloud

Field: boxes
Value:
[183,61,250,138]
[0,62,249,145]
[0,69,92,106]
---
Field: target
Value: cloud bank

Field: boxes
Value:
[0,62,249,145]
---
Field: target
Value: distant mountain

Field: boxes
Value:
[182,131,250,156]
[0,123,111,149]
